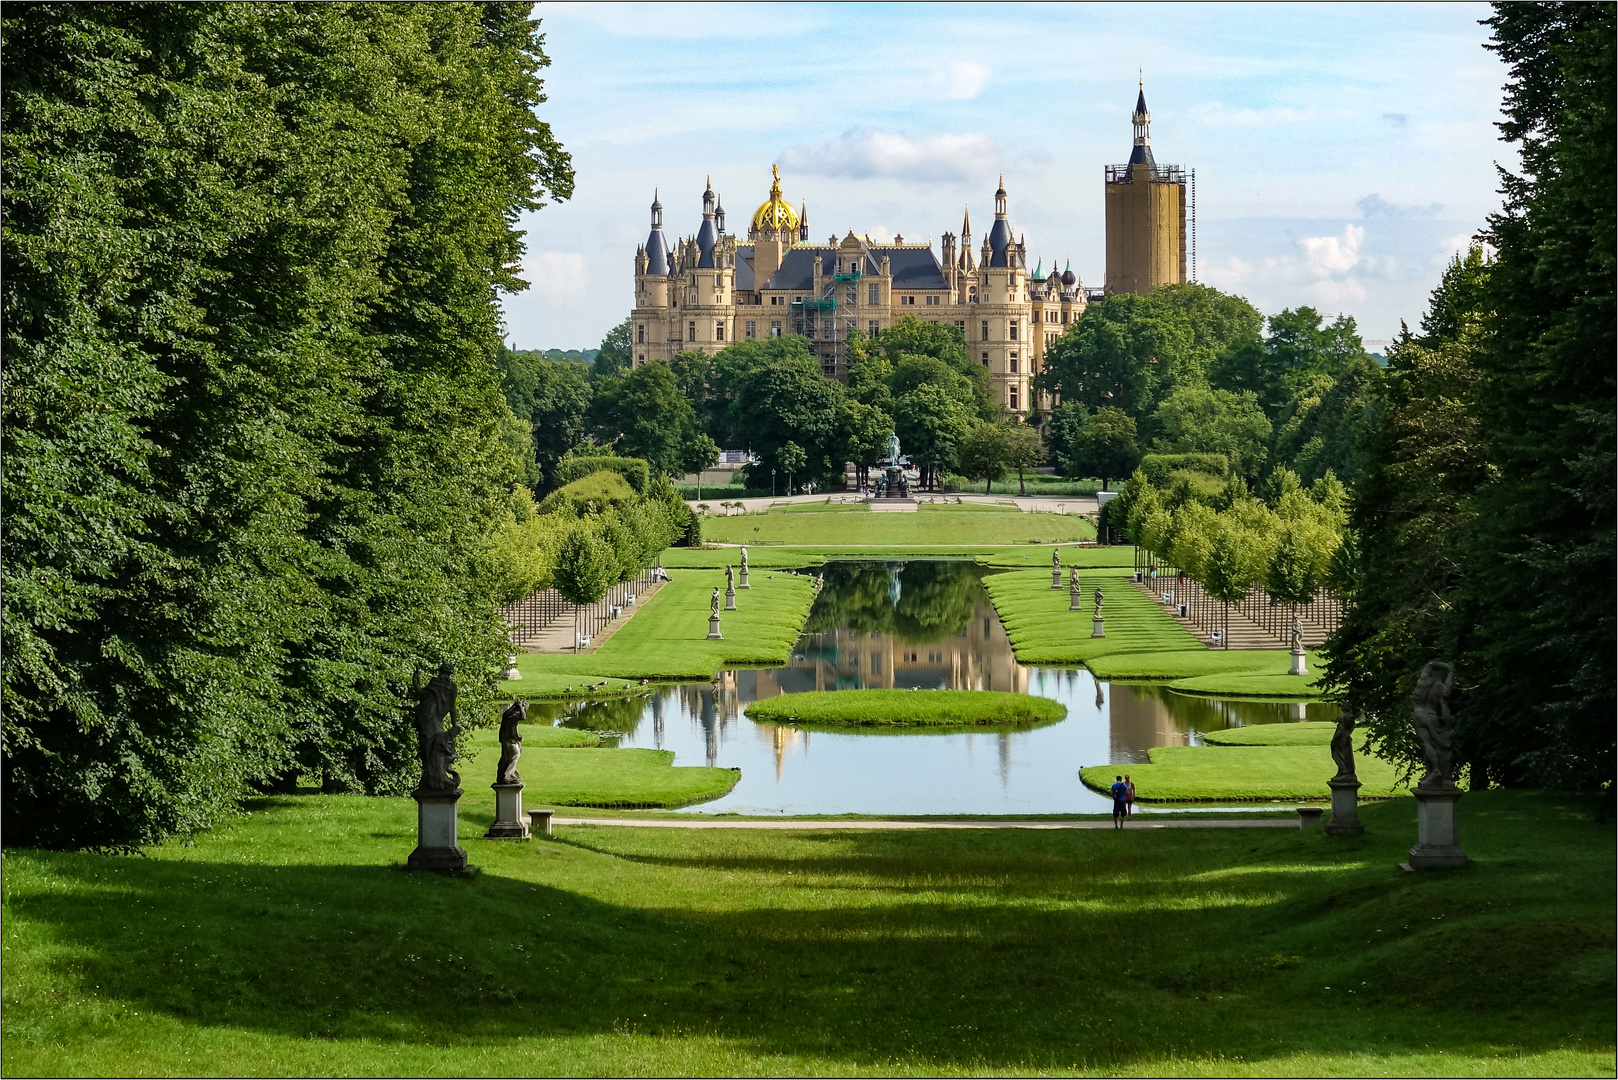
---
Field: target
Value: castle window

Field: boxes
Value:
[926,295,939,305]
[688,321,696,341]
[1010,385,1020,411]
[637,324,645,344]
[746,321,757,339]
[638,354,645,363]
[716,321,725,341]
[1062,310,1069,324]
[903,295,916,306]
[771,295,783,306]
[981,352,989,366]
[1009,321,1019,341]
[1009,352,1018,373]
[956,320,966,331]
[770,321,782,337]
[981,321,989,341]
[868,284,880,305]
[1033,310,1040,323]
[869,320,880,335]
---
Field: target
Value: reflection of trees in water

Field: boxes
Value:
[1126,684,1340,735]
[802,561,983,644]
[559,695,649,743]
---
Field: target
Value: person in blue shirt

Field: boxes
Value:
[1109,775,1128,828]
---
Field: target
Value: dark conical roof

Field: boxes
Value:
[1135,86,1148,116]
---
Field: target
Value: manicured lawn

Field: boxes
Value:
[456,720,736,808]
[744,689,1066,728]
[662,545,1134,569]
[1202,721,1336,746]
[984,569,1327,696]
[508,569,816,685]
[4,791,1611,1076]
[702,505,1094,546]
[1080,743,1409,802]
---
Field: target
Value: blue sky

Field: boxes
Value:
[502,2,1511,350]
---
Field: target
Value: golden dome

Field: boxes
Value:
[750,165,800,234]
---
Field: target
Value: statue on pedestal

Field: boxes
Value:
[1093,588,1105,618]
[495,699,526,785]
[710,587,721,618]
[409,663,461,794]
[1290,614,1305,654]
[1330,706,1357,782]
[1413,661,1457,788]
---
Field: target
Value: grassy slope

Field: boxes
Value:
[663,546,1136,569]
[504,569,815,688]
[701,506,1095,546]
[1081,744,1410,802]
[984,569,1326,696]
[1202,721,1336,746]
[4,791,1611,1076]
[743,689,1066,727]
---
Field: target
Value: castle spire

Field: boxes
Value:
[1129,82,1156,169]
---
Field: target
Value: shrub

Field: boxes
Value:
[555,454,649,493]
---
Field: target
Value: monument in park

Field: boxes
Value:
[1051,547,1062,589]
[406,663,471,872]
[1069,568,1083,610]
[738,546,750,589]
[707,587,723,639]
[724,565,737,610]
[1403,661,1469,870]
[1091,587,1106,638]
[1325,705,1365,835]
[485,699,530,840]
[1288,614,1308,675]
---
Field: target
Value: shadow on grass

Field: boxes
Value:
[4,791,1613,1071]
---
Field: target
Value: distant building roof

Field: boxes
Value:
[761,245,948,291]
[736,245,755,291]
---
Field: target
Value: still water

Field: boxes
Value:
[552,561,1336,815]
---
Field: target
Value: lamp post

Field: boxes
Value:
[771,468,776,497]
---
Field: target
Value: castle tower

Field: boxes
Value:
[1104,82,1188,296]
[749,165,800,283]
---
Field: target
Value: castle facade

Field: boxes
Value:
[627,85,1183,417]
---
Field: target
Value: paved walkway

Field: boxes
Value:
[552,816,1299,831]
[690,492,1100,516]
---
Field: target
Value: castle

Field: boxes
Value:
[628,85,1187,418]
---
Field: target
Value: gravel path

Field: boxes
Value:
[551,816,1300,831]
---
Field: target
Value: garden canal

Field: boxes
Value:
[557,561,1338,815]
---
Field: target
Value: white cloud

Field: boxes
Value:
[779,128,1000,184]
[521,252,589,309]
[1357,193,1442,219]
[1300,224,1364,274]
[933,60,990,101]
[1187,101,1312,127]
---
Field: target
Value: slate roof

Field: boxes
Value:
[761,246,948,291]
[735,245,755,291]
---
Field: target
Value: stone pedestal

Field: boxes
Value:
[1091,617,1106,639]
[1069,591,1083,611]
[528,808,554,837]
[738,568,749,589]
[484,782,529,840]
[1325,778,1364,835]
[501,654,521,680]
[724,587,736,611]
[707,615,723,640]
[1296,806,1324,829]
[1052,568,1063,590]
[1402,783,1469,870]
[1288,649,1309,676]
[408,789,469,872]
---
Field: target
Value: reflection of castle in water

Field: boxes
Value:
[742,596,1027,697]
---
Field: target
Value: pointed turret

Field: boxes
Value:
[1129,81,1156,169]
[715,192,726,235]
[696,178,718,268]
[1062,259,1076,287]
[644,189,670,275]
[987,179,1013,268]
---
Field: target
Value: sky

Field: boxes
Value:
[501,2,1513,351]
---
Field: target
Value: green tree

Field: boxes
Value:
[1062,406,1141,491]
[840,399,893,490]
[684,433,721,496]
[1151,386,1272,481]
[731,353,846,491]
[525,360,593,492]
[589,361,698,477]
[1035,293,1198,424]
[893,383,976,491]
[553,526,617,652]
[1203,523,1253,649]
[778,441,807,494]
[956,423,1011,493]
[1,2,573,845]
[1003,423,1044,496]
[1420,244,1493,345]
[592,317,632,379]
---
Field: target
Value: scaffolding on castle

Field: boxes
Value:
[791,261,860,380]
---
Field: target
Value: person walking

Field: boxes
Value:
[1109,775,1129,828]
[1124,773,1137,817]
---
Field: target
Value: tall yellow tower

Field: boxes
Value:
[1104,83,1187,296]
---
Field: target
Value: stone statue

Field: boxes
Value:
[726,564,734,589]
[1290,614,1305,653]
[1330,705,1357,782]
[496,699,526,785]
[886,431,901,464]
[1413,661,1457,788]
[740,547,748,571]
[1053,547,1061,570]
[1093,587,1104,617]
[1069,568,1080,594]
[409,663,461,794]
[710,587,721,618]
